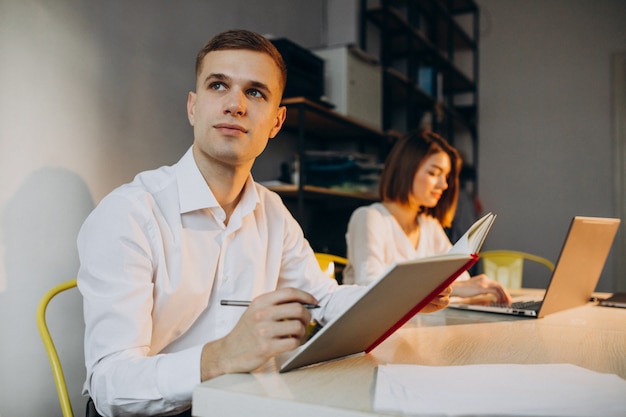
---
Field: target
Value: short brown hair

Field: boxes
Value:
[378,129,462,228]
[195,29,287,95]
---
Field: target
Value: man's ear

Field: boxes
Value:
[187,91,197,126]
[269,105,287,139]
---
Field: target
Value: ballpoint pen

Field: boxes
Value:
[220,299,320,309]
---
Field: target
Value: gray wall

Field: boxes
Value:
[477,0,626,289]
[0,0,624,416]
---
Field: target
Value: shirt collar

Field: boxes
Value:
[236,175,260,218]
[175,146,259,215]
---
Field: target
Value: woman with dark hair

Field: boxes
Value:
[343,129,511,303]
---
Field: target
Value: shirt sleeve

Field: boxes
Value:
[78,192,198,417]
[344,206,391,286]
[256,193,365,324]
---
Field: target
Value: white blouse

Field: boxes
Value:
[343,202,469,285]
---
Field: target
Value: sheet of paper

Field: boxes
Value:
[374,363,626,416]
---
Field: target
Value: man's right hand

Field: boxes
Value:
[199,287,318,381]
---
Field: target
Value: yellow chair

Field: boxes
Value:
[314,252,348,280]
[36,278,78,417]
[480,250,555,289]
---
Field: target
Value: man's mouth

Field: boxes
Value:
[214,123,248,133]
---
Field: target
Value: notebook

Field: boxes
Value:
[449,216,620,318]
[275,212,497,372]
[275,255,474,372]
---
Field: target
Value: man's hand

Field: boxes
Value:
[200,287,318,381]
[420,285,452,313]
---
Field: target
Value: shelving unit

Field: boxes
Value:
[279,98,388,154]
[262,1,480,254]
[268,97,392,255]
[360,0,480,189]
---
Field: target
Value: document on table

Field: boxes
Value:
[374,364,626,416]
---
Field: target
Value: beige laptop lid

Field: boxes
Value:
[538,216,620,317]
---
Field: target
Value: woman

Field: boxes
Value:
[343,129,511,304]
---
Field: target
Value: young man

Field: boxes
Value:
[78,29,451,417]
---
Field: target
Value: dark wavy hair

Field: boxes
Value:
[378,129,462,228]
[195,29,287,95]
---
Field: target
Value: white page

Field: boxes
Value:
[448,212,495,255]
[374,363,626,416]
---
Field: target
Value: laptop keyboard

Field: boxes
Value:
[492,300,543,311]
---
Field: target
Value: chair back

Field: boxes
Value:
[314,253,348,280]
[480,250,555,289]
[36,278,78,417]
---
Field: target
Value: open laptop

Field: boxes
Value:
[449,216,621,318]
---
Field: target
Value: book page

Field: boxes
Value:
[448,212,495,255]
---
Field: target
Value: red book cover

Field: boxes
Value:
[365,254,479,353]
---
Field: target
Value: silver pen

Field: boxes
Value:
[220,299,320,309]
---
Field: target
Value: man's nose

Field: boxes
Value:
[224,90,246,116]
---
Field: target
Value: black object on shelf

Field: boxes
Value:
[270,38,325,102]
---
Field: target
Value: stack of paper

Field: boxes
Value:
[374,364,626,416]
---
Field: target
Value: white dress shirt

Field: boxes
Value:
[343,203,470,285]
[77,146,363,416]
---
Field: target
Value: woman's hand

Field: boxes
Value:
[451,274,512,304]
[420,285,453,313]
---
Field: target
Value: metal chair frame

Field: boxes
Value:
[480,250,555,271]
[314,253,348,280]
[480,250,554,288]
[36,278,78,417]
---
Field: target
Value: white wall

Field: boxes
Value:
[477,0,626,290]
[0,1,325,415]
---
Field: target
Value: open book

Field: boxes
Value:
[276,212,496,372]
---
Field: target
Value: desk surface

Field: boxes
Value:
[192,297,626,417]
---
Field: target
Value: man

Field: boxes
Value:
[78,29,451,417]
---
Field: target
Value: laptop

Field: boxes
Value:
[449,216,621,318]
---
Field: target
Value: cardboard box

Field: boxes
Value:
[315,45,382,129]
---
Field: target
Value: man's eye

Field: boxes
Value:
[247,89,265,99]
[209,82,226,91]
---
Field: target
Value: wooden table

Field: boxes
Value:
[192,296,626,416]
